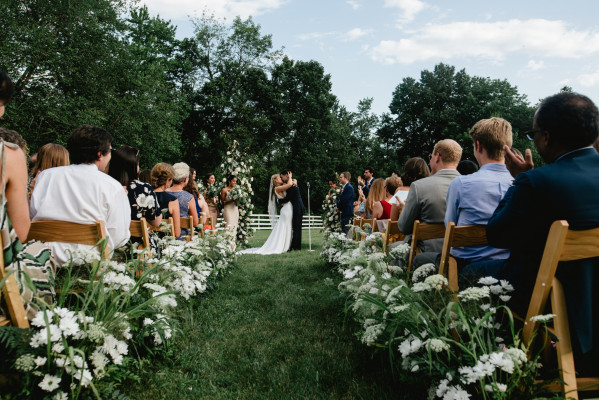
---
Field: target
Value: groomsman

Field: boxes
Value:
[362,166,374,198]
[336,171,355,234]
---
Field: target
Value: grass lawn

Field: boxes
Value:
[125,230,414,399]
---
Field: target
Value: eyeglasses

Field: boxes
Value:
[524,129,543,141]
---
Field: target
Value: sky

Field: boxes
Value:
[141,0,599,116]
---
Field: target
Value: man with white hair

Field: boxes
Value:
[166,162,199,239]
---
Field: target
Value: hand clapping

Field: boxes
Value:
[504,145,534,178]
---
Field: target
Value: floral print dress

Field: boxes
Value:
[127,180,161,248]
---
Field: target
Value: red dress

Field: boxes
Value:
[380,200,392,220]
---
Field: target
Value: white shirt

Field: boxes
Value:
[389,190,409,205]
[30,164,131,265]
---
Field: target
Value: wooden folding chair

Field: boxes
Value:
[149,217,175,236]
[438,222,487,292]
[0,231,29,329]
[352,219,361,241]
[521,220,599,399]
[407,220,446,275]
[359,218,377,240]
[129,218,151,259]
[382,221,405,255]
[27,220,110,260]
[179,216,194,242]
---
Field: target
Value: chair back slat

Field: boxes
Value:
[27,220,109,259]
[0,227,30,328]
[383,220,403,255]
[129,218,151,259]
[407,221,445,275]
[439,223,487,291]
[180,216,194,242]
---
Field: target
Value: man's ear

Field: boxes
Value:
[97,151,103,161]
[475,140,484,154]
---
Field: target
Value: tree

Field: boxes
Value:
[0,1,186,166]
[383,63,536,166]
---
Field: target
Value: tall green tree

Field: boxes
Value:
[0,1,186,166]
[383,63,536,166]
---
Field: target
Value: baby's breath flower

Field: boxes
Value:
[15,354,35,372]
[529,314,556,323]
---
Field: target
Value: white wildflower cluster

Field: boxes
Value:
[322,184,342,233]
[219,139,254,246]
[412,263,437,283]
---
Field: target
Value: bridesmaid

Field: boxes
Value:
[220,174,239,240]
[204,172,220,229]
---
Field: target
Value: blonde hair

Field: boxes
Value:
[151,162,175,188]
[271,174,280,198]
[385,176,402,195]
[366,178,386,214]
[433,139,462,165]
[30,143,70,177]
[469,117,513,160]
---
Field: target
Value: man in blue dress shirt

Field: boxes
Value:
[445,117,514,272]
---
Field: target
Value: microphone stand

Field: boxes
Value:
[307,182,314,251]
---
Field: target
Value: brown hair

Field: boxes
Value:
[469,117,513,160]
[340,171,351,181]
[0,128,28,157]
[151,163,175,188]
[30,143,69,177]
[385,176,402,195]
[401,157,430,186]
[365,178,386,214]
[433,139,462,165]
[183,170,200,199]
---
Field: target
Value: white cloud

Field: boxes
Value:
[384,0,427,23]
[578,69,599,87]
[140,0,286,20]
[527,59,545,71]
[370,19,599,65]
[347,0,360,10]
[296,32,336,41]
[341,28,372,42]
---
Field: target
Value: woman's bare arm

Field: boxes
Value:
[169,200,181,238]
[6,147,30,242]
[188,198,199,227]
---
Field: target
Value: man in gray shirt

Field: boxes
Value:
[396,139,462,253]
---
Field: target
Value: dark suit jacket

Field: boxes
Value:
[279,185,305,218]
[362,178,374,199]
[487,147,599,355]
[336,183,355,219]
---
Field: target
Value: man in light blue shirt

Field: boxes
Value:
[445,117,514,265]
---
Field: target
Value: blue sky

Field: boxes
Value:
[142,0,599,116]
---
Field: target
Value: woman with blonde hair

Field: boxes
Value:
[363,178,386,218]
[151,163,181,238]
[239,173,296,254]
[28,143,70,196]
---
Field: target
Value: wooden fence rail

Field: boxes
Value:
[214,214,323,230]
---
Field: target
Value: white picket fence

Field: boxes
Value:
[215,214,323,230]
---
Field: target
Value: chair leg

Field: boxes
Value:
[551,278,578,400]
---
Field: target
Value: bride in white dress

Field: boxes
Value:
[239,173,296,255]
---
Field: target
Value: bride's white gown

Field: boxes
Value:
[239,191,292,255]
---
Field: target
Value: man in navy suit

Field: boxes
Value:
[279,169,305,251]
[465,92,599,374]
[362,167,374,199]
[336,171,355,234]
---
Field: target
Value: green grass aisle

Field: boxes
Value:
[126,230,404,399]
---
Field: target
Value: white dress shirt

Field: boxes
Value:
[30,163,131,265]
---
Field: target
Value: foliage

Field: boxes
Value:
[0,231,236,399]
[381,63,539,169]
[0,1,187,167]
[219,139,255,246]
[322,232,560,399]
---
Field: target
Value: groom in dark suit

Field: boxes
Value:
[279,170,305,251]
[464,92,599,374]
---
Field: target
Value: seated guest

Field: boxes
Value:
[456,159,479,175]
[468,93,599,375]
[0,75,54,318]
[355,176,366,215]
[167,163,199,238]
[390,157,431,219]
[445,117,513,272]
[151,163,181,238]
[378,176,400,220]
[107,146,162,228]
[396,140,462,253]
[30,125,130,265]
[363,178,386,219]
[183,170,209,225]
[29,143,70,195]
